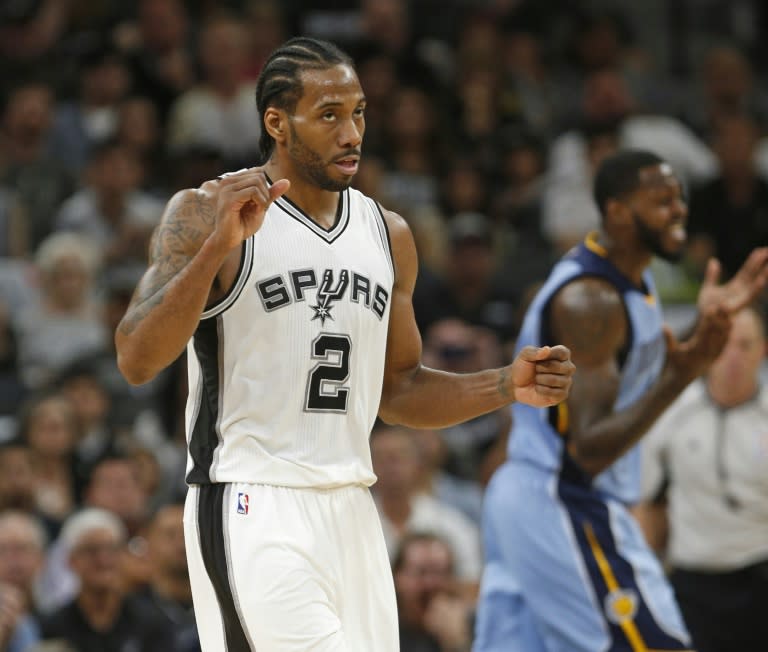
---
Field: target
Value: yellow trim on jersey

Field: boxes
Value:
[556,402,569,434]
[583,524,696,652]
[584,232,608,257]
[583,522,648,652]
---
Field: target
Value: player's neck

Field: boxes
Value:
[263,159,341,229]
[596,232,652,286]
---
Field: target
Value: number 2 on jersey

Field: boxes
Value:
[305,333,351,412]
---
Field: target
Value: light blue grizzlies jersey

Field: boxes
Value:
[507,234,665,504]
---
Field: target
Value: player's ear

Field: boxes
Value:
[605,198,631,227]
[264,107,287,144]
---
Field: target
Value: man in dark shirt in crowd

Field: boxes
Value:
[41,507,171,652]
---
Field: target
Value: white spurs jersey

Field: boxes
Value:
[184,184,395,488]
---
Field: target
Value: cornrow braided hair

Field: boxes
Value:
[255,37,354,162]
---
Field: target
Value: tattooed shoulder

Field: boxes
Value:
[149,190,215,263]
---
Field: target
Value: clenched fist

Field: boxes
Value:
[506,344,575,407]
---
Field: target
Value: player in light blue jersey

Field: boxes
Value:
[474,149,768,652]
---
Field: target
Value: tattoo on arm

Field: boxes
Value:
[118,193,209,335]
[498,368,510,399]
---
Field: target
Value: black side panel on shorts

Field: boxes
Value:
[187,317,221,484]
[197,484,253,651]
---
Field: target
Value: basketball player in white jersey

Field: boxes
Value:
[115,37,575,652]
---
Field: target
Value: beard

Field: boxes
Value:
[632,212,684,263]
[287,121,356,192]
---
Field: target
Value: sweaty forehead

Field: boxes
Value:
[298,64,363,106]
[637,163,679,190]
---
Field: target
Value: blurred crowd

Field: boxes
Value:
[1,0,767,650]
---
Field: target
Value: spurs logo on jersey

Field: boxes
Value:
[255,267,390,325]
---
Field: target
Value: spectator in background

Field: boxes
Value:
[370,424,482,591]
[82,455,150,540]
[452,15,504,154]
[0,0,71,75]
[558,6,661,111]
[49,45,133,174]
[0,439,38,516]
[0,582,41,652]
[0,302,25,432]
[78,269,182,461]
[439,157,490,219]
[54,362,120,485]
[638,304,768,652]
[40,508,171,652]
[0,82,75,252]
[13,233,106,390]
[166,13,260,167]
[688,112,768,281]
[420,318,510,483]
[380,85,444,214]
[542,118,621,254]
[498,27,560,139]
[415,214,518,346]
[411,427,483,526]
[37,455,151,615]
[0,187,28,259]
[136,503,200,652]
[117,0,194,121]
[55,354,181,512]
[682,44,768,141]
[242,0,286,81]
[394,532,473,652]
[357,0,445,88]
[0,510,48,628]
[490,126,556,301]
[114,96,167,196]
[17,393,79,531]
[54,141,163,271]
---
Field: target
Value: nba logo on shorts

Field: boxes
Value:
[237,492,249,515]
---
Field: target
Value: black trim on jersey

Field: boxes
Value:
[275,190,349,244]
[281,189,344,232]
[186,318,222,484]
[265,173,351,243]
[275,190,350,243]
[201,238,253,320]
[370,199,395,282]
[196,485,252,651]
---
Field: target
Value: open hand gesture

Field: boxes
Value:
[698,247,768,316]
[507,344,575,407]
[665,306,732,382]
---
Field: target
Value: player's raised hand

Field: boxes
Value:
[666,307,732,382]
[698,247,768,316]
[507,344,575,407]
[213,167,290,250]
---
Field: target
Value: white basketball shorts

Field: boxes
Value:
[183,482,399,651]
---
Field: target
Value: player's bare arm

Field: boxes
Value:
[116,167,289,385]
[554,278,731,477]
[378,209,574,428]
